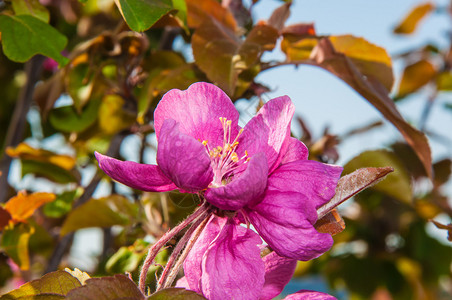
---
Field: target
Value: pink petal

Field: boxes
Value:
[175,276,190,289]
[95,152,176,192]
[204,153,268,210]
[184,216,223,293]
[280,137,309,164]
[154,82,240,148]
[157,119,213,192]
[247,190,334,261]
[260,252,297,300]
[201,218,265,300]
[283,290,337,300]
[237,96,295,173]
[268,160,342,209]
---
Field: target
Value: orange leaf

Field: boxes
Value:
[315,209,345,236]
[4,191,56,223]
[394,3,434,35]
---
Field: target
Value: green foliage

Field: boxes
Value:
[115,0,173,32]
[0,15,68,65]
[60,195,138,236]
[12,0,50,23]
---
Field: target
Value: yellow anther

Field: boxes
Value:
[202,140,208,146]
[231,152,238,162]
[245,150,248,156]
[226,120,232,126]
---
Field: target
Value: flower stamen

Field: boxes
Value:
[205,118,249,187]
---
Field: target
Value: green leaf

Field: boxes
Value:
[106,240,167,275]
[66,274,144,300]
[12,0,50,23]
[343,150,412,203]
[21,159,80,184]
[0,270,81,300]
[60,195,137,236]
[49,99,101,133]
[115,0,173,32]
[43,189,82,218]
[436,71,452,91]
[1,223,34,271]
[0,15,68,65]
[149,288,207,299]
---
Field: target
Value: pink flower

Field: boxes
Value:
[96,82,341,259]
[177,218,336,299]
[95,82,342,298]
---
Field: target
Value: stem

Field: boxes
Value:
[419,92,437,132]
[156,209,211,290]
[0,55,45,203]
[162,214,211,289]
[138,203,210,294]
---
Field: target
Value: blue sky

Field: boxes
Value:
[248,0,451,165]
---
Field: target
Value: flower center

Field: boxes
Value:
[202,117,249,187]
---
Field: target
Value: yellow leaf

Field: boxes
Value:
[98,94,134,135]
[396,60,436,98]
[65,268,91,285]
[4,191,56,223]
[6,143,76,170]
[328,35,394,91]
[394,3,434,34]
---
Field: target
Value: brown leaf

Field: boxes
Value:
[309,38,432,178]
[66,274,145,300]
[317,166,394,219]
[430,219,452,242]
[267,1,291,32]
[433,159,452,187]
[396,60,436,99]
[186,0,237,30]
[315,208,345,236]
[0,206,12,230]
[4,191,56,224]
[394,2,434,35]
[192,19,278,95]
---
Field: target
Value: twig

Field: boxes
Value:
[44,131,128,273]
[0,55,45,203]
[419,91,437,132]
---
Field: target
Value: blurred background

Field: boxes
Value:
[0,0,451,299]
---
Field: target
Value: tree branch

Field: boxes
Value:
[44,131,128,273]
[0,55,45,203]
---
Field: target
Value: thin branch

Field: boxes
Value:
[44,131,128,273]
[0,55,45,203]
